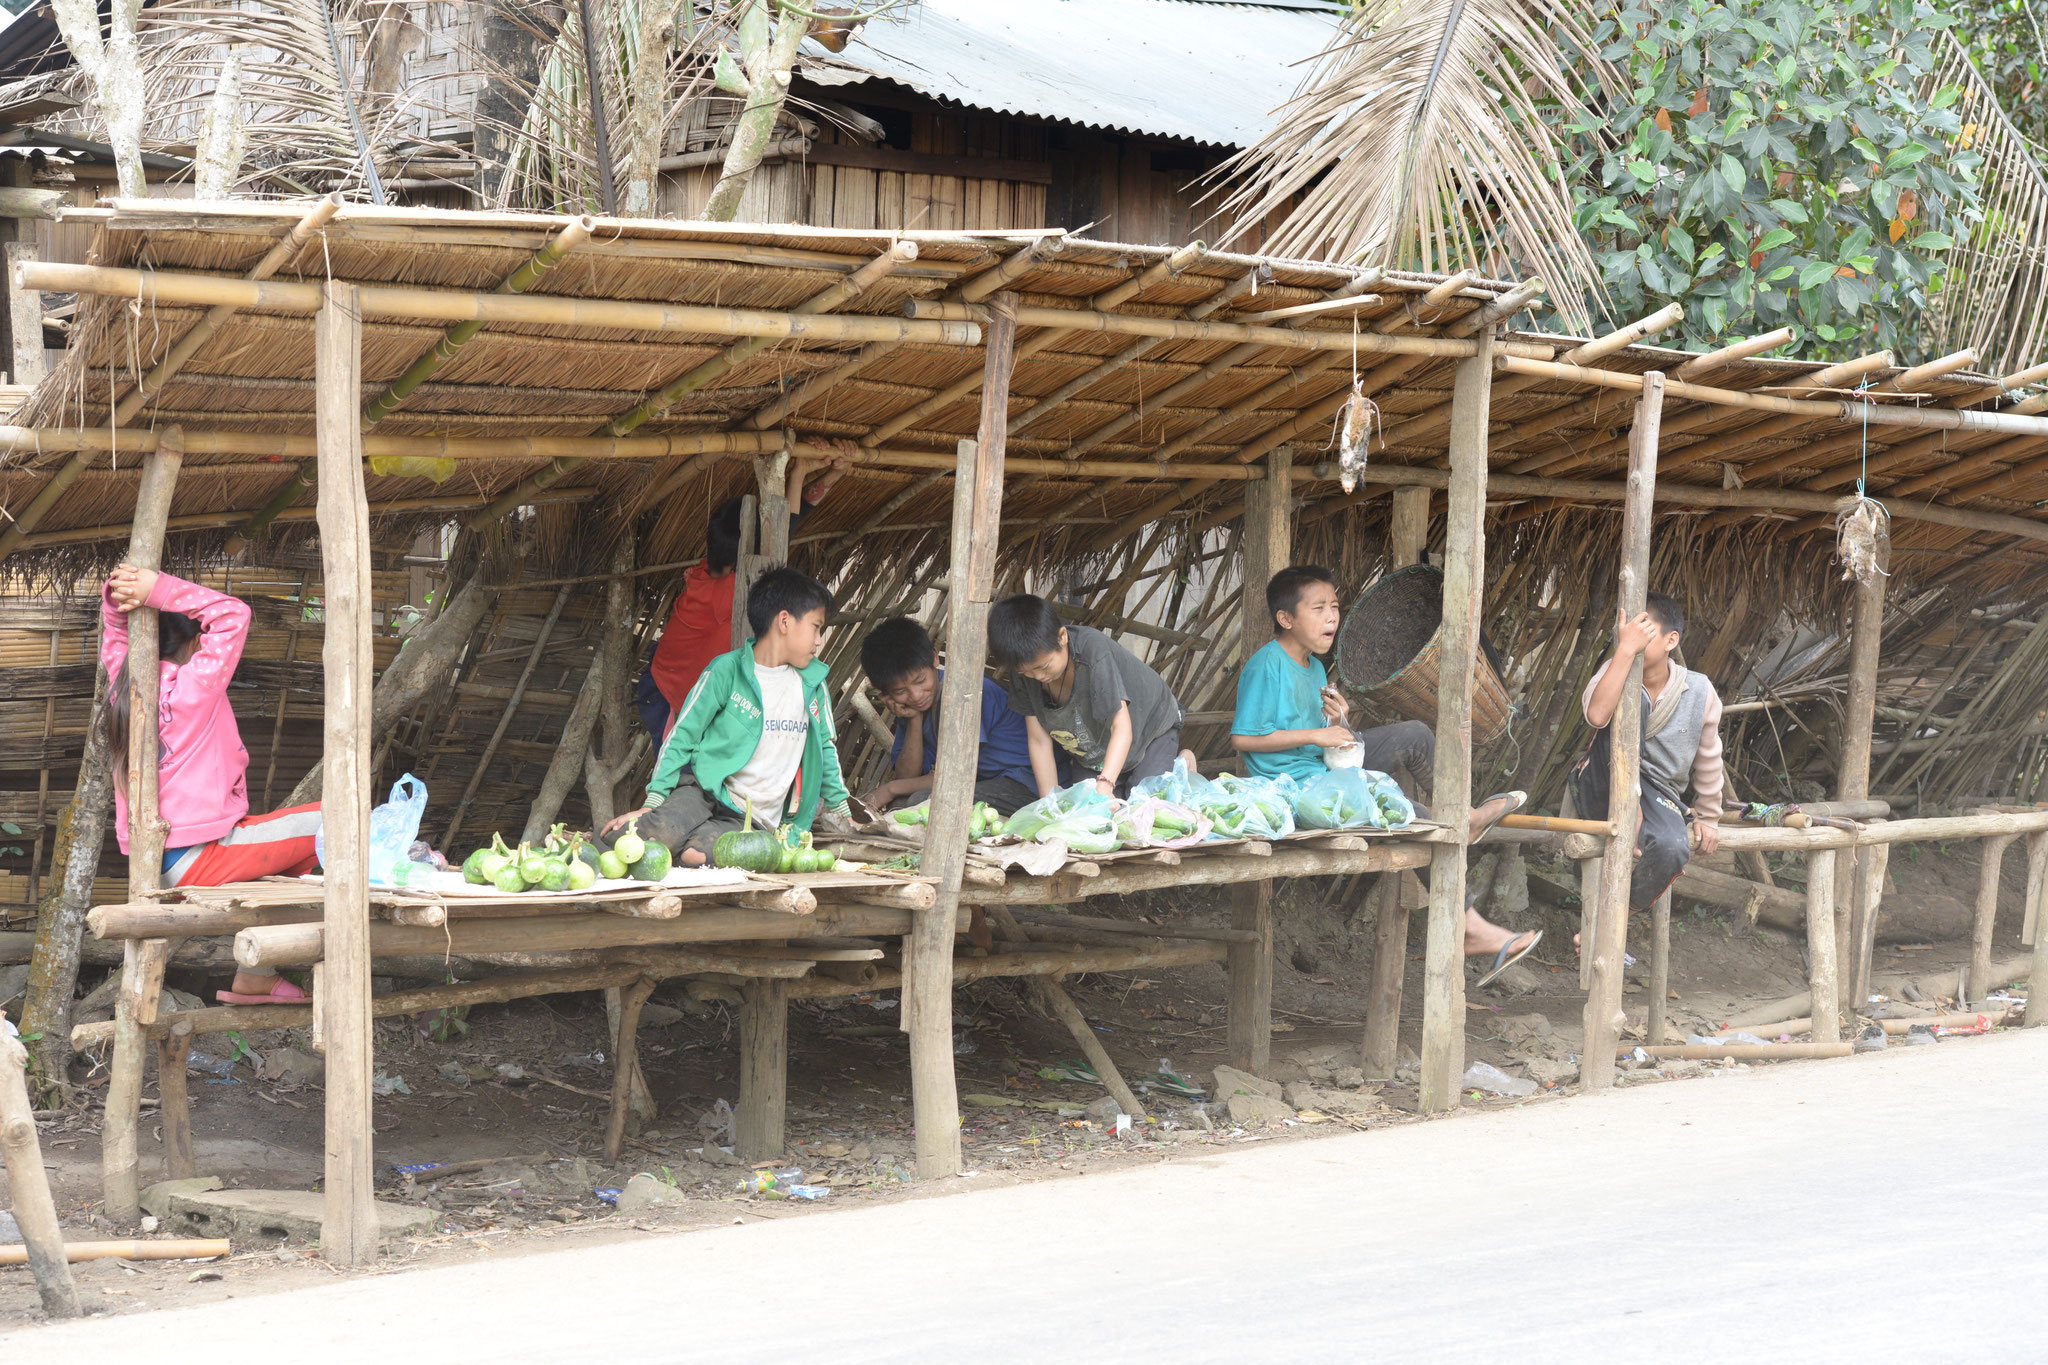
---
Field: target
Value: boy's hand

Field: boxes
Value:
[881,694,921,719]
[603,807,651,836]
[859,780,900,811]
[1317,726,1354,748]
[1093,777,1116,798]
[107,564,158,613]
[1615,607,1660,659]
[1691,818,1720,855]
[1320,685,1349,724]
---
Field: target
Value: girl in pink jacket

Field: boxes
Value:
[103,565,321,1005]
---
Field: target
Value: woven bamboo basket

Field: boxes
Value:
[1335,565,1512,747]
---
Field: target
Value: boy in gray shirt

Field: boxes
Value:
[988,594,1190,799]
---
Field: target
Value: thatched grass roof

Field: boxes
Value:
[4,198,2043,592]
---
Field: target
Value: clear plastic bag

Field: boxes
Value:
[1033,810,1121,854]
[1114,797,1211,849]
[1364,770,1416,828]
[1131,756,1215,808]
[1290,768,1383,829]
[319,773,426,886]
[1001,780,1112,841]
[1196,772,1296,840]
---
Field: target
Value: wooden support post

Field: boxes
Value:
[1361,872,1408,1076]
[155,1021,195,1180]
[604,976,657,1162]
[2029,834,2048,1027]
[736,978,789,1162]
[1229,445,1291,1076]
[103,427,182,1226]
[1834,566,1885,991]
[755,452,792,563]
[0,1025,79,1318]
[1417,337,1494,1112]
[1581,372,1663,1094]
[1389,484,1430,569]
[909,294,1016,1178]
[315,282,378,1267]
[1851,841,1890,1011]
[1647,888,1672,1046]
[1970,833,2018,1008]
[604,983,656,1136]
[1805,848,1841,1042]
[1362,483,1430,1072]
[2023,832,2048,948]
[1578,855,1602,990]
[5,241,45,386]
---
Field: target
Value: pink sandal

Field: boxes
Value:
[216,978,311,1006]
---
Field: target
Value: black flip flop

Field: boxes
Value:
[1472,790,1527,840]
[1475,929,1543,989]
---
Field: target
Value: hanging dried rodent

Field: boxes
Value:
[1330,380,1378,494]
[1835,496,1891,588]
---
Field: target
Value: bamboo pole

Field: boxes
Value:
[1836,563,1887,992]
[909,293,1015,1179]
[1627,1043,1852,1060]
[1492,328,1796,455]
[0,196,340,563]
[17,260,984,344]
[1417,333,1496,1113]
[0,1024,79,1316]
[1496,354,2048,438]
[102,426,182,1227]
[0,1238,230,1266]
[315,281,378,1268]
[1582,372,1663,1094]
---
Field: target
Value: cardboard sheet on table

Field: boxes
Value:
[299,866,751,898]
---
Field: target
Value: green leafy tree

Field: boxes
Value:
[1569,0,1978,358]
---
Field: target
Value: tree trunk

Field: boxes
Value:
[288,571,499,806]
[19,668,110,1094]
[701,0,809,222]
[50,0,147,199]
[583,534,645,828]
[474,0,568,208]
[617,0,674,216]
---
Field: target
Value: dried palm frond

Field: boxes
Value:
[1209,0,1618,333]
[1922,29,2048,377]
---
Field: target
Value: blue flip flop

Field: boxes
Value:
[1475,929,1543,989]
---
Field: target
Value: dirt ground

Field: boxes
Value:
[3,839,2036,1330]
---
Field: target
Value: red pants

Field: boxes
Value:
[168,803,323,888]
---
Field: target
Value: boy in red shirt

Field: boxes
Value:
[640,444,851,739]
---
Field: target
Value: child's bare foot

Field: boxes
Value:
[1467,790,1526,839]
[217,970,308,1005]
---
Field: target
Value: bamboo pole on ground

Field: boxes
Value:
[102,426,181,1227]
[1970,834,2018,1007]
[1582,372,1663,1094]
[315,281,379,1267]
[1361,487,1430,1077]
[0,196,340,563]
[1804,849,1841,1043]
[0,1023,79,1316]
[1417,334,1496,1113]
[1228,447,1291,1077]
[909,293,1016,1179]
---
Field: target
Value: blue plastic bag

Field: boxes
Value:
[1196,772,1296,840]
[318,773,429,886]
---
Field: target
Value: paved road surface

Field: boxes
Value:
[18,1029,2048,1361]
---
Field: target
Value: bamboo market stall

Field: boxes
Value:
[5,199,2048,1259]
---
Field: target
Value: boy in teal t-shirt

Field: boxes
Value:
[1233,565,1540,985]
[1231,570,1353,781]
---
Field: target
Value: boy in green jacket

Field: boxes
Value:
[604,567,851,865]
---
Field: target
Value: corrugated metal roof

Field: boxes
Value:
[803,0,1340,148]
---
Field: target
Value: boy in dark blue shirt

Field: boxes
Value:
[858,617,1040,816]
[1233,566,1540,983]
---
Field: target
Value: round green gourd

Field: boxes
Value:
[491,863,528,894]
[462,847,493,885]
[567,858,596,891]
[540,859,572,891]
[629,841,673,882]
[613,821,646,866]
[711,799,783,873]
